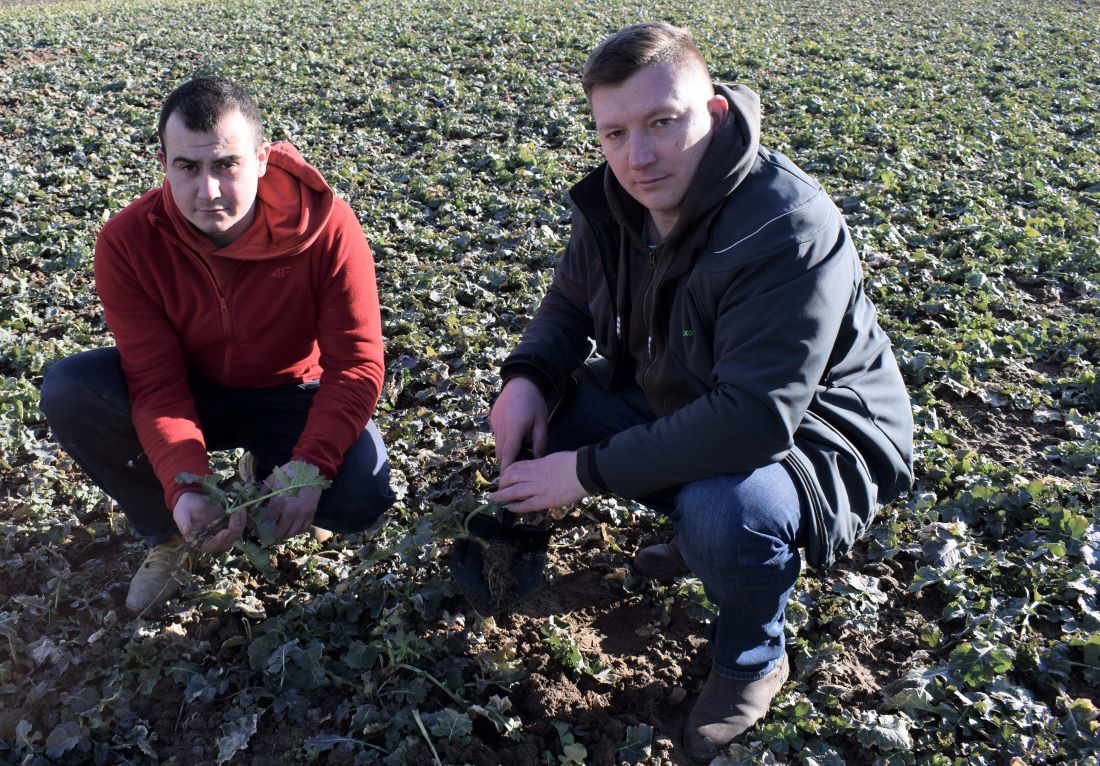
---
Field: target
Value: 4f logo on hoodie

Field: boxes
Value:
[270,266,293,279]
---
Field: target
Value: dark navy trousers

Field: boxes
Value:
[40,348,395,545]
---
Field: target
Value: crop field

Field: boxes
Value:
[1,0,1098,763]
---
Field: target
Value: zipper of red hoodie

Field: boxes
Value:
[218,291,231,380]
[190,250,235,381]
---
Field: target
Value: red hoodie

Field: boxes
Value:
[94,142,384,508]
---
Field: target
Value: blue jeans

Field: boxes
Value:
[547,367,804,680]
[40,348,395,545]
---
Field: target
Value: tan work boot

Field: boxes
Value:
[633,537,691,582]
[683,653,790,763]
[125,535,190,614]
[238,450,262,486]
[310,526,333,543]
[239,451,332,543]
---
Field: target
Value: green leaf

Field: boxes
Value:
[216,712,258,765]
[855,712,914,751]
[238,539,279,580]
[559,742,587,765]
[428,708,472,742]
[617,723,653,764]
[267,460,331,496]
[304,733,360,754]
[175,471,229,507]
[45,720,87,759]
[468,695,521,738]
[949,641,1016,687]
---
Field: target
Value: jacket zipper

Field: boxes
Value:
[190,252,234,380]
[218,295,231,380]
[640,244,659,391]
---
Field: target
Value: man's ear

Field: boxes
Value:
[256,141,272,177]
[707,93,730,127]
[156,148,167,173]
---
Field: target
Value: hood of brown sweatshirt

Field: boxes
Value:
[157,141,336,261]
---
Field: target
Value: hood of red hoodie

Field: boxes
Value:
[153,141,335,261]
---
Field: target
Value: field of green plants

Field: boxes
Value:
[1,0,1098,763]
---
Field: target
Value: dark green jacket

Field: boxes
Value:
[502,85,913,567]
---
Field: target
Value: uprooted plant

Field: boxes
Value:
[123,462,333,618]
[177,460,332,548]
[448,500,552,614]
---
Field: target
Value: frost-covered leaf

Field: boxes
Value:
[617,723,653,764]
[856,711,914,751]
[883,666,945,713]
[469,695,521,739]
[29,637,64,667]
[44,720,87,759]
[428,708,472,741]
[216,712,259,765]
[304,733,359,753]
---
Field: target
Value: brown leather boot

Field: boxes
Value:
[633,537,691,582]
[683,653,789,763]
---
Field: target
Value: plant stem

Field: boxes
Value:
[411,708,443,766]
[224,479,329,515]
[396,662,467,706]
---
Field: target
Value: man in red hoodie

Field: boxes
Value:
[40,77,394,613]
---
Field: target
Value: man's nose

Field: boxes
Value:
[199,173,220,200]
[628,133,656,169]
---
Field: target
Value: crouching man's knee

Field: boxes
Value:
[40,348,130,437]
[674,463,803,574]
[313,420,396,533]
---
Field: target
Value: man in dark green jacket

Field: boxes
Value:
[490,21,913,762]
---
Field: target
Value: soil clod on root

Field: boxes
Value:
[449,512,551,615]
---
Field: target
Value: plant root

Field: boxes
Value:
[479,538,521,613]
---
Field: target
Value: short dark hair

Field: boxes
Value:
[582,22,710,98]
[157,76,263,150]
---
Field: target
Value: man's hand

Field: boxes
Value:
[490,376,549,472]
[173,491,245,553]
[265,460,323,541]
[490,450,588,513]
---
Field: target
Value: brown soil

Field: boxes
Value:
[0,480,940,766]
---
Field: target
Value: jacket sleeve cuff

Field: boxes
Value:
[500,355,558,401]
[576,445,608,494]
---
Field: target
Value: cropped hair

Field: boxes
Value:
[582,22,710,98]
[157,76,263,150]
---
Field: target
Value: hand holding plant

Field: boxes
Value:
[172,490,246,552]
[176,459,331,551]
[264,461,325,541]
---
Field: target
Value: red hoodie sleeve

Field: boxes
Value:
[94,210,212,510]
[289,200,384,477]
